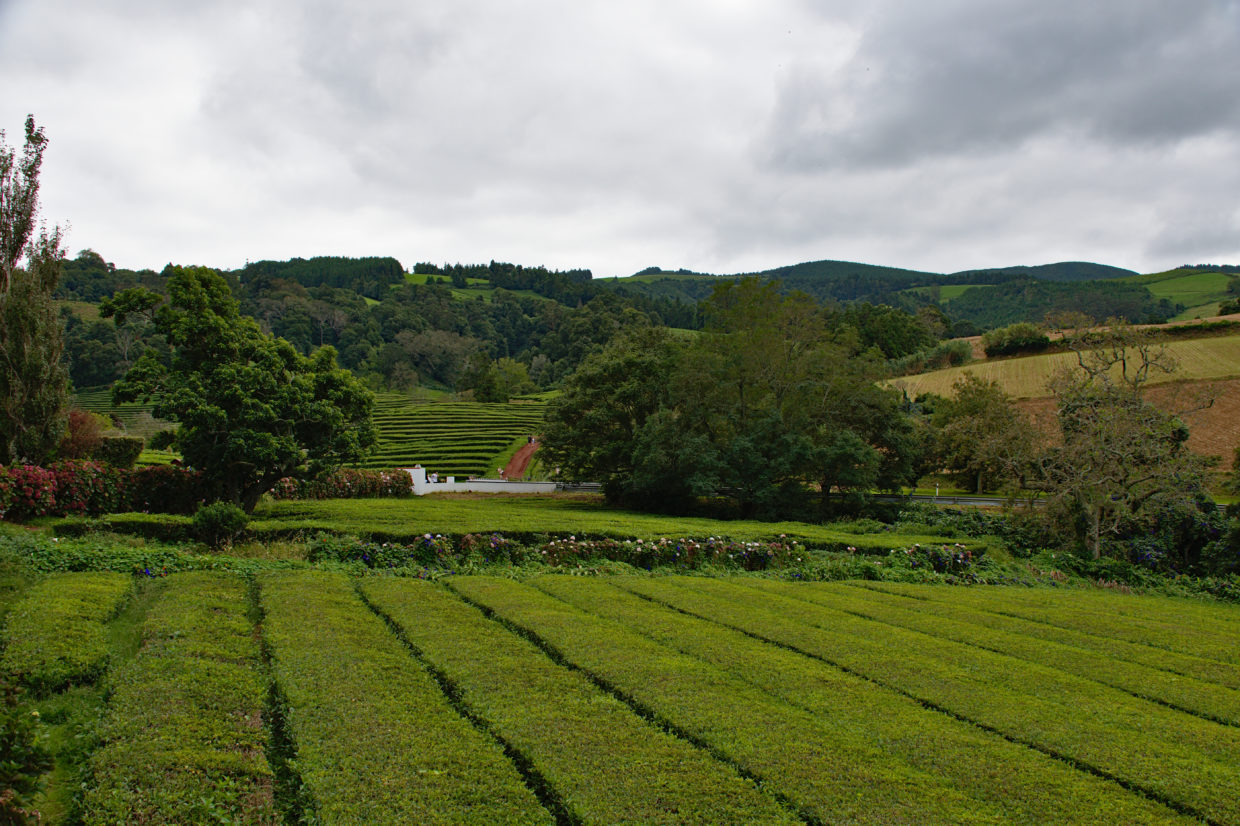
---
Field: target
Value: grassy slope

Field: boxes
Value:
[889,333,1240,399]
[250,494,975,552]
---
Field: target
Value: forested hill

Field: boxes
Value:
[601,259,1138,307]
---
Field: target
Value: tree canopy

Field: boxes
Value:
[0,115,68,464]
[111,266,376,511]
[543,278,923,518]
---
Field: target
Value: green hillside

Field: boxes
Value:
[1120,268,1239,320]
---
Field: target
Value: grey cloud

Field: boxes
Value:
[766,0,1240,170]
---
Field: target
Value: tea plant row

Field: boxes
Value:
[6,568,1238,824]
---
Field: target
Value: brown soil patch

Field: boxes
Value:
[1013,378,1240,470]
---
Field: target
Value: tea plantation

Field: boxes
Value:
[4,561,1238,824]
[360,395,546,476]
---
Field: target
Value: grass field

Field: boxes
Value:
[11,568,1238,823]
[889,333,1240,399]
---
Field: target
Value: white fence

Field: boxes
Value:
[402,466,557,496]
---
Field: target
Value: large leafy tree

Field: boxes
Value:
[544,278,923,518]
[0,116,68,464]
[933,373,1036,493]
[1032,326,1213,559]
[111,266,375,511]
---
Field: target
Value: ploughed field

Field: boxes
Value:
[11,571,1240,824]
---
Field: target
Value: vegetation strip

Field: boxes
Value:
[530,575,1190,825]
[80,572,274,823]
[259,570,551,825]
[851,581,1240,691]
[748,580,1240,726]
[0,571,131,693]
[445,575,1007,826]
[862,582,1240,665]
[361,578,798,825]
[615,577,1240,825]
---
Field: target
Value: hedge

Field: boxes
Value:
[446,576,999,825]
[533,575,1190,825]
[259,571,551,825]
[362,578,797,825]
[0,462,204,521]
[772,581,1240,725]
[621,577,1240,825]
[856,581,1240,690]
[0,572,132,693]
[81,572,274,824]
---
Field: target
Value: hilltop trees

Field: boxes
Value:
[0,116,68,464]
[111,266,376,511]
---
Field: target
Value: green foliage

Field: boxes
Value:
[0,119,68,466]
[90,435,142,468]
[191,502,248,549]
[259,570,552,824]
[81,573,274,824]
[535,575,1192,824]
[0,572,131,694]
[544,281,922,518]
[237,255,404,299]
[0,679,52,825]
[931,373,1036,493]
[980,321,1050,357]
[947,278,1176,329]
[112,265,376,511]
[364,578,798,824]
[625,577,1238,824]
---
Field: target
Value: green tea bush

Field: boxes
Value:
[191,502,248,549]
[0,679,51,824]
[364,578,797,824]
[82,573,274,824]
[0,572,132,693]
[260,571,552,824]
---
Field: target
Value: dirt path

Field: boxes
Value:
[503,441,539,479]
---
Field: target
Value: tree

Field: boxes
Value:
[0,116,68,464]
[933,373,1036,493]
[541,325,679,501]
[112,266,376,511]
[1032,326,1212,559]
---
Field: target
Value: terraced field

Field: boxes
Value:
[72,387,166,439]
[17,572,1240,823]
[361,396,546,476]
[70,389,548,477]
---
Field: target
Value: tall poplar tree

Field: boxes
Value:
[0,116,68,464]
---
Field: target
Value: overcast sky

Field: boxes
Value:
[2,0,1238,278]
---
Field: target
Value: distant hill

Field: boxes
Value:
[948,262,1138,283]
[600,258,1147,320]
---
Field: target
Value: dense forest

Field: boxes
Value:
[56,250,1196,397]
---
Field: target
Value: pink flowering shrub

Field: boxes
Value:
[269,468,412,500]
[0,462,204,521]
